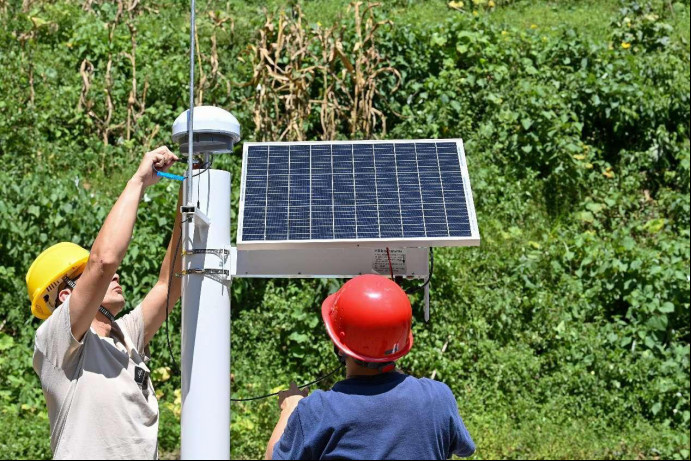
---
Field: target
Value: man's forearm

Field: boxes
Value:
[69,177,145,339]
[92,178,145,264]
[265,400,301,460]
[71,146,177,340]
[141,187,183,344]
[156,187,183,296]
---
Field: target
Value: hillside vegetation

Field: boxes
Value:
[0,0,689,459]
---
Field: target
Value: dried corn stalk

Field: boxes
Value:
[246,2,399,141]
[77,0,149,162]
[196,11,235,105]
[247,6,316,141]
[341,2,401,138]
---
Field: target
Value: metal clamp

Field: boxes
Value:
[182,249,230,257]
[181,206,210,228]
[177,268,229,277]
[179,244,233,282]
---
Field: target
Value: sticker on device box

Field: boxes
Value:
[373,248,406,275]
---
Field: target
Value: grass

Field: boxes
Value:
[467,413,690,459]
[226,0,454,28]
[226,0,691,48]
[670,1,691,43]
[222,0,661,47]
[491,0,620,41]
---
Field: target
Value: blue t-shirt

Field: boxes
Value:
[273,372,475,460]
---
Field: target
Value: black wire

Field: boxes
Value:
[196,159,201,208]
[191,156,213,208]
[405,247,434,295]
[297,365,344,389]
[191,155,213,178]
[156,156,211,182]
[160,153,210,373]
[230,365,344,402]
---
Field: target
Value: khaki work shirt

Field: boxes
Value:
[33,297,159,459]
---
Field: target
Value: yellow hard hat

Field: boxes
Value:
[26,242,90,319]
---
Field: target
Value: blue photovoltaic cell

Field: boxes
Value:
[241,141,473,242]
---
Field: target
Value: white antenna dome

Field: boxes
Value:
[172,105,241,155]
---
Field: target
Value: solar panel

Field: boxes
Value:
[238,139,479,249]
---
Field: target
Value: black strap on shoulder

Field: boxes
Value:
[98,306,116,323]
[63,276,116,323]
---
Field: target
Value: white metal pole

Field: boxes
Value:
[181,169,231,459]
[185,0,195,205]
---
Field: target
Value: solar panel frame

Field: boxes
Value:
[237,139,480,250]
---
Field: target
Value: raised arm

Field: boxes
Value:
[140,186,183,346]
[69,147,178,341]
[265,383,309,459]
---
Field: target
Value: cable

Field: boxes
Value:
[190,156,213,211]
[165,216,191,374]
[230,365,344,402]
[156,161,210,374]
[405,247,434,295]
[196,158,201,208]
[386,247,394,280]
[154,156,212,183]
[192,155,213,177]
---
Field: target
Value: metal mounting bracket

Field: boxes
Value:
[181,206,210,228]
[182,248,230,257]
[178,268,229,277]
[178,245,232,282]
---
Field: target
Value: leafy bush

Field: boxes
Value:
[0,0,689,459]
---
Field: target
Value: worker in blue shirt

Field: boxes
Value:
[266,274,476,460]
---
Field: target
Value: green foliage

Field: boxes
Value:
[610,0,676,52]
[0,0,689,459]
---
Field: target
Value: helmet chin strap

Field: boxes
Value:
[353,359,396,373]
[334,345,346,365]
[63,276,116,323]
[333,345,396,373]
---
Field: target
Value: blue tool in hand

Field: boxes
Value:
[153,163,186,182]
[156,170,186,181]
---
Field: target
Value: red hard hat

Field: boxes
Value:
[321,274,413,363]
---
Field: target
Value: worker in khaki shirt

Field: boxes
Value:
[26,147,181,459]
